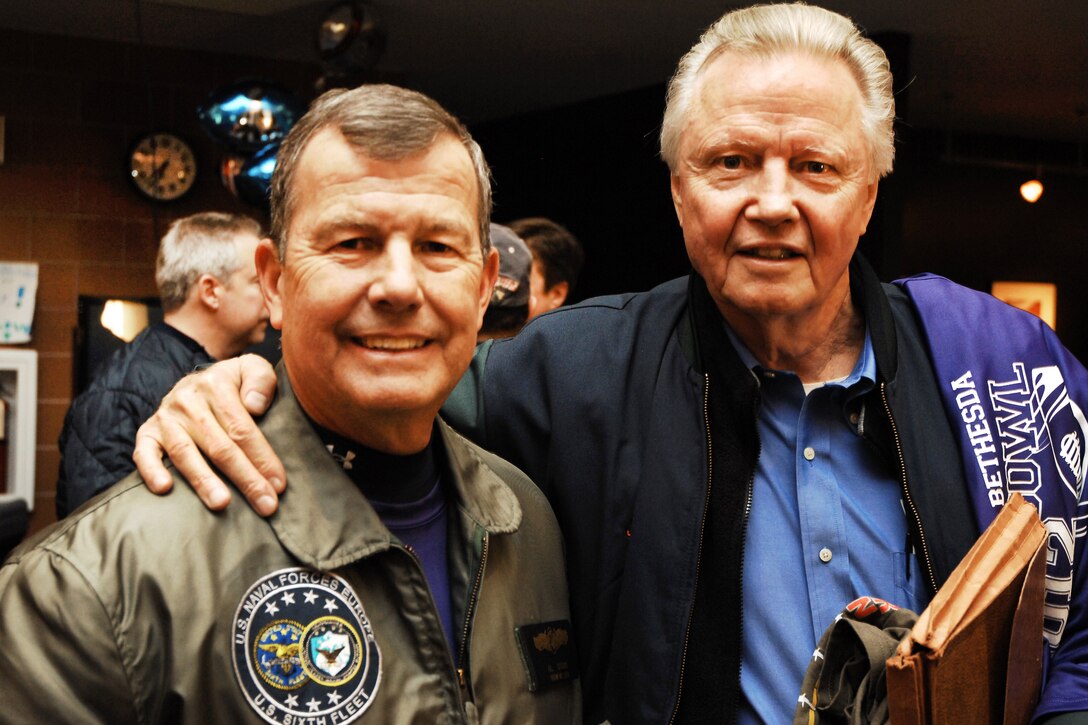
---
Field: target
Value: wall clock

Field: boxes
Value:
[128,132,197,202]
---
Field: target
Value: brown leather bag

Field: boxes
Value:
[885,493,1047,725]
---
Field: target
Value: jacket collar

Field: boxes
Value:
[849,252,898,384]
[261,364,521,570]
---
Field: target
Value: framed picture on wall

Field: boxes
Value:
[991,281,1057,330]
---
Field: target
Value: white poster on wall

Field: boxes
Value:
[0,263,39,343]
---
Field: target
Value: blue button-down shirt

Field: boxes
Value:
[729,327,930,725]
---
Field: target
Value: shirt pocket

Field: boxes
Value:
[893,550,930,614]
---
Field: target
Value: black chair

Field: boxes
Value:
[0,498,29,562]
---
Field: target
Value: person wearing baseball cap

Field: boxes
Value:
[479,223,533,340]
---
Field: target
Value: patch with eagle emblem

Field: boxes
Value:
[514,620,579,692]
[232,568,381,723]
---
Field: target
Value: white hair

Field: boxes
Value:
[155,212,262,311]
[660,3,895,181]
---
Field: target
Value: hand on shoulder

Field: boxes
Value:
[133,353,284,516]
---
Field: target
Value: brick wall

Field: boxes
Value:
[0,27,318,535]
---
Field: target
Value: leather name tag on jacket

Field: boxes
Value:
[514,620,579,691]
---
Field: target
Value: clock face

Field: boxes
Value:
[128,132,197,201]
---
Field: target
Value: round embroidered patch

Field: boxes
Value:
[254,620,306,690]
[300,616,364,686]
[233,568,381,723]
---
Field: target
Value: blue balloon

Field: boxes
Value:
[197,80,305,153]
[232,143,280,208]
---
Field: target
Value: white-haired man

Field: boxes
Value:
[130,4,1088,723]
[55,211,268,516]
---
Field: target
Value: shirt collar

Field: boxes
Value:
[722,320,876,392]
[259,364,522,570]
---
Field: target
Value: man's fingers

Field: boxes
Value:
[163,359,282,514]
[132,429,175,494]
[134,356,285,516]
[133,409,182,494]
[205,357,286,502]
[134,408,236,510]
[199,412,280,515]
[162,434,234,511]
[237,353,278,416]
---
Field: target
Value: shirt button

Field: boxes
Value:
[803,447,816,461]
[819,548,833,563]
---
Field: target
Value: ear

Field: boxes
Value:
[670,173,686,227]
[195,273,222,311]
[542,280,569,312]
[255,238,285,330]
[477,248,500,323]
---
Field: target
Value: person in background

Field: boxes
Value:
[509,217,583,319]
[55,211,268,517]
[478,223,533,340]
[0,84,578,723]
[131,4,1088,723]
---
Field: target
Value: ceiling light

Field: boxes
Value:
[1020,178,1044,203]
[316,1,385,68]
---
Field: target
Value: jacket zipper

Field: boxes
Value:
[669,372,760,723]
[732,384,759,725]
[400,540,483,713]
[668,374,713,724]
[456,531,489,699]
[880,382,938,594]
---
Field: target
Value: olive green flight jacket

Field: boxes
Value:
[0,369,580,724]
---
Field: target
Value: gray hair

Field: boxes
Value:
[156,212,263,311]
[270,84,493,259]
[660,3,895,181]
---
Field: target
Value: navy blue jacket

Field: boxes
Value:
[445,254,1086,723]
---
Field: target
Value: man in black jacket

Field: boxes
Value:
[56,212,268,516]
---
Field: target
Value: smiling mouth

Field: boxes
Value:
[740,248,799,260]
[358,336,428,351]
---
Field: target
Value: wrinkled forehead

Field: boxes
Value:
[286,130,482,248]
[687,50,867,138]
[694,48,861,99]
[295,129,480,217]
